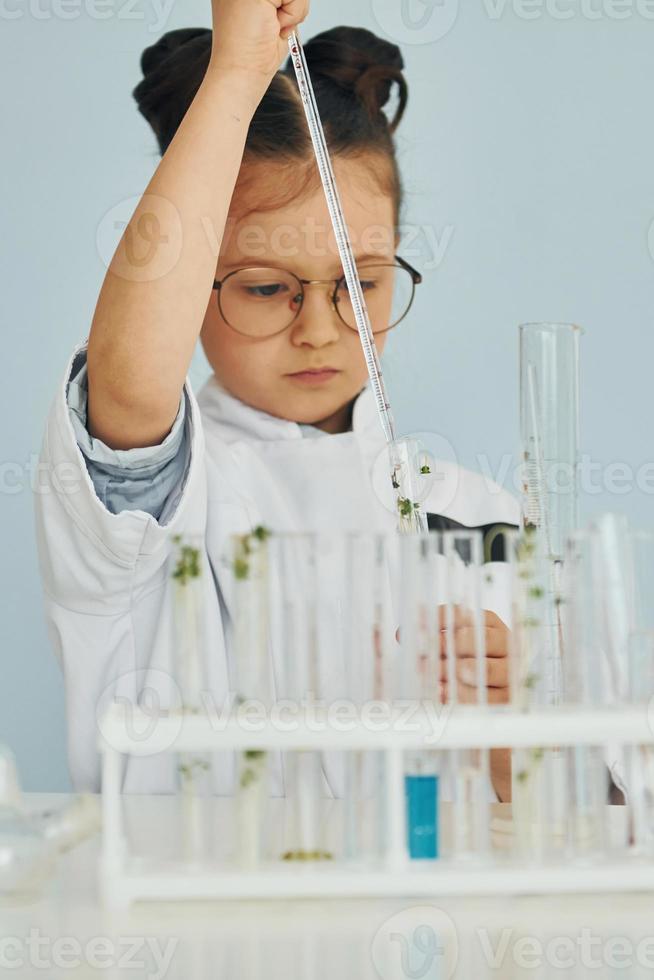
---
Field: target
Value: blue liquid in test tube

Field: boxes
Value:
[405,772,439,859]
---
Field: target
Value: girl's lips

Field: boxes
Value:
[287,369,341,384]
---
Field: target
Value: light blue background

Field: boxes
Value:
[2,0,653,790]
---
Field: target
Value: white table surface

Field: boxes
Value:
[3,793,654,979]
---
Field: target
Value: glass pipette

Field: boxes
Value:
[287,30,427,534]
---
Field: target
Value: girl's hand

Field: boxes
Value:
[209,0,309,92]
[438,606,510,706]
[438,605,513,801]
[394,606,512,798]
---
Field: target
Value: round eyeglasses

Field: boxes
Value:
[211,255,422,339]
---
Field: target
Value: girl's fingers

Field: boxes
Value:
[398,609,509,649]
[456,656,508,689]
[437,604,472,630]
[277,0,309,29]
[439,625,509,658]
[441,681,509,706]
[437,606,508,632]
[440,655,509,689]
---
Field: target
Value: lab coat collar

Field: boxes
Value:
[196,374,382,445]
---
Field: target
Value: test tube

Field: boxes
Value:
[398,533,441,860]
[625,531,654,855]
[595,513,633,703]
[172,533,207,711]
[273,534,331,862]
[405,753,440,859]
[566,745,607,859]
[171,534,211,862]
[343,533,394,864]
[509,528,568,859]
[442,530,491,862]
[561,528,614,859]
[389,437,431,535]
[562,529,610,705]
[231,527,271,867]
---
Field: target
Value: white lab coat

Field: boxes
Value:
[34,342,520,797]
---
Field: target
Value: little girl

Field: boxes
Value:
[35,0,519,802]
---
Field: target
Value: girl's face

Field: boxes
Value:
[201,156,398,433]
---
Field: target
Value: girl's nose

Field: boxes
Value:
[289,284,342,348]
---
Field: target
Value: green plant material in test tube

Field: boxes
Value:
[171,535,202,586]
[239,749,267,789]
[282,849,334,861]
[397,496,420,519]
[232,526,271,581]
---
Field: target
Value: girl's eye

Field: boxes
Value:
[339,278,378,294]
[243,282,289,299]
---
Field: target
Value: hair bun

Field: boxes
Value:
[133,28,212,154]
[299,26,407,132]
[140,27,211,78]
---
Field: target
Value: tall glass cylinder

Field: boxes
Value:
[520,323,582,707]
[520,323,582,560]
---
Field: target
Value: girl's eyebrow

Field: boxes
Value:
[350,251,395,266]
[316,251,396,273]
[219,251,394,273]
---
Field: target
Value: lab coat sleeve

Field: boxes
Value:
[34,342,208,790]
[66,348,190,523]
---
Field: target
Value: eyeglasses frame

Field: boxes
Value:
[211,254,423,338]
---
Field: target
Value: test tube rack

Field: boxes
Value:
[98,700,654,909]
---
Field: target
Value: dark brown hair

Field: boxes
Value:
[133,25,408,226]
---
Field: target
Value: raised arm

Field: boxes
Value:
[87,0,309,450]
